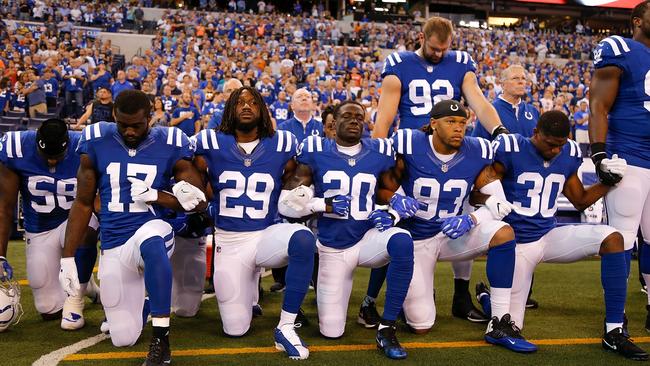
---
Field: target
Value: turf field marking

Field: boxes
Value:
[18,267,98,287]
[62,337,650,361]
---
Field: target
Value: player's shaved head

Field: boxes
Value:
[113,90,152,148]
[632,0,650,40]
[536,110,570,138]
[114,90,152,116]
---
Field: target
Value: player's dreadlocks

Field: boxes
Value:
[219,86,275,138]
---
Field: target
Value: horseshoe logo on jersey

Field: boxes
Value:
[311,129,320,136]
[525,111,534,120]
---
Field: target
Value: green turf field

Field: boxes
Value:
[4,239,650,366]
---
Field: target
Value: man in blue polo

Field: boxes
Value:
[473,65,539,139]
[277,88,322,141]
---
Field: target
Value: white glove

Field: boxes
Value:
[59,257,80,297]
[600,154,627,177]
[127,177,158,204]
[172,180,206,211]
[281,185,314,212]
[485,195,514,220]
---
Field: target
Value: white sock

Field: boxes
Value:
[643,274,650,305]
[278,310,296,329]
[79,282,88,295]
[606,322,624,333]
[490,287,512,320]
[152,317,170,327]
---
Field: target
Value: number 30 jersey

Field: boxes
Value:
[593,36,650,169]
[297,136,395,249]
[392,129,493,240]
[77,122,193,250]
[382,50,477,130]
[194,129,298,232]
[494,134,582,244]
[0,131,81,233]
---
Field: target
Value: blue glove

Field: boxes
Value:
[0,256,13,281]
[368,209,395,232]
[326,195,352,216]
[438,215,475,239]
[390,193,424,219]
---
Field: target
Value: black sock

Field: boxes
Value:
[454,278,470,299]
[153,326,169,340]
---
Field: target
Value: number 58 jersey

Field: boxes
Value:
[193,129,298,232]
[0,131,81,234]
[77,122,194,250]
[493,134,582,244]
[382,50,477,130]
[391,129,493,240]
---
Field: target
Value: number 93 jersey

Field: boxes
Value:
[297,136,396,249]
[77,122,194,250]
[382,50,477,130]
[0,131,81,234]
[593,36,650,169]
[391,129,493,240]
[194,129,298,232]
[494,134,582,243]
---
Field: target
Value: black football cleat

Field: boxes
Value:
[484,314,537,353]
[270,282,286,292]
[252,304,263,318]
[295,308,309,328]
[452,292,489,323]
[358,301,381,328]
[602,327,649,361]
[645,305,650,334]
[145,336,171,366]
[376,323,407,360]
[525,297,539,309]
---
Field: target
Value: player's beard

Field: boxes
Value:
[235,118,258,133]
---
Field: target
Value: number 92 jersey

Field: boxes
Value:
[494,134,582,244]
[193,129,298,232]
[382,50,477,130]
[297,136,396,249]
[77,122,194,250]
[392,129,493,240]
[593,36,650,169]
[0,131,81,234]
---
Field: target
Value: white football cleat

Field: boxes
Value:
[61,295,85,330]
[274,324,309,360]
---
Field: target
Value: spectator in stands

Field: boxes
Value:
[62,58,87,119]
[277,88,322,141]
[170,90,201,137]
[573,100,590,155]
[110,70,134,100]
[72,86,114,130]
[150,97,171,127]
[22,71,48,118]
[207,78,242,129]
[90,61,113,95]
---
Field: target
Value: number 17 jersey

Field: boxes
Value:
[382,50,477,130]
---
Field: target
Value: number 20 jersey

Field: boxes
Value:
[193,129,298,232]
[593,36,650,169]
[381,50,477,130]
[297,136,395,249]
[77,122,193,250]
[392,129,493,240]
[0,131,81,233]
[494,134,582,244]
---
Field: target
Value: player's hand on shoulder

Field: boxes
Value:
[282,185,314,212]
[600,154,627,182]
[59,257,81,297]
[172,180,206,211]
[368,209,395,232]
[0,256,13,281]
[438,214,475,239]
[128,176,159,204]
[485,195,514,220]
[325,194,351,216]
[491,125,510,139]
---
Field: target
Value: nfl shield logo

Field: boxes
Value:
[348,158,356,167]
[427,66,433,73]
[543,161,550,168]
[441,164,448,172]
[128,149,137,157]
[244,158,252,167]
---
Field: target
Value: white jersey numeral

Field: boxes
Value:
[106,162,158,213]
[27,176,77,213]
[408,79,453,116]
[218,171,275,219]
[644,69,650,113]
[513,172,565,217]
[322,170,376,220]
[412,178,467,220]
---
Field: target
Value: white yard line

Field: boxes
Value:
[34,292,217,366]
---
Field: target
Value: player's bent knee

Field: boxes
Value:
[489,224,515,247]
[110,327,142,347]
[411,327,432,335]
[223,321,251,337]
[600,231,625,255]
[288,229,316,259]
[386,232,414,259]
[34,295,63,315]
[319,322,345,339]
[26,250,52,290]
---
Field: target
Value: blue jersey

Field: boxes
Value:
[171,106,200,137]
[162,96,178,113]
[77,123,193,250]
[382,51,476,130]
[43,78,59,98]
[278,117,323,142]
[593,36,650,169]
[392,129,493,240]
[194,129,298,232]
[297,136,395,249]
[494,134,582,243]
[0,89,9,111]
[473,97,538,140]
[0,131,81,233]
[269,101,291,124]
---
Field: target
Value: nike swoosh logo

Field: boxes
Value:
[507,339,516,345]
[603,339,617,350]
[143,187,150,194]
[497,203,501,212]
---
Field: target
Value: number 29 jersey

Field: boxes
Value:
[0,131,81,233]
[297,136,395,249]
[593,36,650,169]
[391,129,493,240]
[193,129,298,232]
[493,134,582,244]
[382,50,477,130]
[77,122,194,250]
